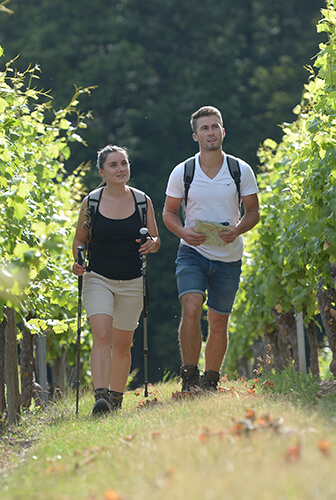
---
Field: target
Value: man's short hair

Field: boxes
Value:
[190,106,223,132]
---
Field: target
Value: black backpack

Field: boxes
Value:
[183,154,241,208]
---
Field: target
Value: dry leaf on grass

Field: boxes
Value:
[171,388,201,400]
[104,490,122,500]
[284,442,301,463]
[119,433,137,445]
[317,439,331,456]
[136,397,160,409]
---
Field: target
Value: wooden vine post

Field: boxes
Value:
[4,307,21,424]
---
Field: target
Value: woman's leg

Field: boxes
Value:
[109,327,135,393]
[89,313,113,390]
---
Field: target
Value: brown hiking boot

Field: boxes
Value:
[181,365,200,392]
[200,370,220,392]
[109,390,123,410]
[92,388,111,415]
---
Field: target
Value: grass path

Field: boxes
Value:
[1,376,336,500]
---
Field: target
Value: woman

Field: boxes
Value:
[72,145,160,415]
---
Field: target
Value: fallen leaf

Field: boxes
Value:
[120,433,137,444]
[245,408,255,421]
[104,490,122,500]
[164,467,175,477]
[317,439,331,456]
[172,388,201,400]
[262,380,275,388]
[198,427,226,441]
[257,415,271,427]
[198,432,210,442]
[137,397,160,408]
[228,422,244,436]
[284,443,301,462]
[45,465,66,473]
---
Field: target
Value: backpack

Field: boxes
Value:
[183,154,241,208]
[86,186,148,261]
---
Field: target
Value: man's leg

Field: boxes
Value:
[201,310,229,391]
[205,310,230,372]
[179,293,204,391]
[179,292,204,365]
[175,245,208,390]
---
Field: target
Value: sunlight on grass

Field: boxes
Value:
[1,377,336,500]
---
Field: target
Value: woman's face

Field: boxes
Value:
[99,151,130,185]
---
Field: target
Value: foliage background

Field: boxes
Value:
[0,0,327,383]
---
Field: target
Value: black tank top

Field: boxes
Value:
[88,209,142,280]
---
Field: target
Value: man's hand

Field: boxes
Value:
[182,226,207,247]
[219,226,238,244]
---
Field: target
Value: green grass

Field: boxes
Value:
[1,375,336,500]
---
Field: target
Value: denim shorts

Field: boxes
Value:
[175,245,242,315]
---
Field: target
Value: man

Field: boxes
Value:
[163,106,259,392]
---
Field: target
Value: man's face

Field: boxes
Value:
[193,115,225,151]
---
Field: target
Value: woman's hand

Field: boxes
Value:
[72,261,86,276]
[136,236,159,255]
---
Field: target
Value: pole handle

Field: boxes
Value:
[77,246,85,266]
[139,227,148,245]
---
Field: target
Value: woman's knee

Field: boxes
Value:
[92,328,112,347]
[90,315,113,347]
[112,329,134,358]
[113,340,132,358]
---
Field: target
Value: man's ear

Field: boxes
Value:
[223,128,226,138]
[192,132,198,142]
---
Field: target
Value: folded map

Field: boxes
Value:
[194,219,230,246]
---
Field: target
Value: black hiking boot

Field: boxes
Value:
[181,365,200,392]
[109,390,123,411]
[200,370,220,392]
[92,388,111,416]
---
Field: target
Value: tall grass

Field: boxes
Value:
[1,374,335,500]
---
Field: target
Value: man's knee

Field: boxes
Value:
[181,293,204,316]
[208,311,229,335]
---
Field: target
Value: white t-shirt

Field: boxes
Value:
[165,152,258,262]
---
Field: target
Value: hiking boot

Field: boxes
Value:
[200,370,220,392]
[181,365,200,392]
[92,388,111,415]
[109,390,123,411]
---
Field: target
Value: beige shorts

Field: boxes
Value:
[83,271,143,331]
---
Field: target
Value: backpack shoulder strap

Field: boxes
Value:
[86,186,104,265]
[183,156,196,208]
[129,187,148,227]
[88,186,104,214]
[226,154,241,206]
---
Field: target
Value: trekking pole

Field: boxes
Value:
[75,245,85,415]
[140,228,149,398]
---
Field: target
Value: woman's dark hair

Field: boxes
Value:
[96,144,129,170]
